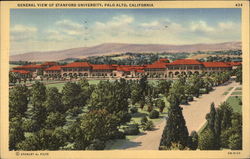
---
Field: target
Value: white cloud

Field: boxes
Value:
[218,21,236,30]
[10,16,241,55]
[190,20,214,33]
[140,21,160,28]
[11,25,37,41]
[45,19,87,41]
[95,15,134,29]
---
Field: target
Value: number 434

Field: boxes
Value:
[235,3,243,7]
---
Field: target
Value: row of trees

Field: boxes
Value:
[159,71,234,150]
[199,102,242,150]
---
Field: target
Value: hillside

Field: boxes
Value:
[10,41,241,62]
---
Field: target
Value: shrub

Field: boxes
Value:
[238,100,242,105]
[124,124,140,135]
[180,99,188,105]
[187,96,193,102]
[140,116,148,125]
[109,131,125,139]
[149,110,159,119]
[228,134,242,150]
[117,111,132,124]
[85,139,105,150]
[130,107,138,114]
[141,120,154,131]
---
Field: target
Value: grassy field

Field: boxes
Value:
[226,96,242,114]
[223,92,229,95]
[227,87,234,91]
[231,91,242,95]
[235,87,242,91]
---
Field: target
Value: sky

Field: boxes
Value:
[10,8,241,55]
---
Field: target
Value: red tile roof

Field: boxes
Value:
[116,65,145,72]
[14,64,42,69]
[168,59,202,65]
[61,62,91,68]
[45,65,62,71]
[225,62,241,66]
[91,64,116,70]
[202,62,231,68]
[11,70,31,74]
[145,63,166,69]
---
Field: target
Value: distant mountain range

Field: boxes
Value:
[10,41,241,62]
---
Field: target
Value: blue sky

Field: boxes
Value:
[10,8,241,55]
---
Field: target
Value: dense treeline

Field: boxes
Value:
[9,69,241,150]
[199,102,242,150]
[9,76,168,150]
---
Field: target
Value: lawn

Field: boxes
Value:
[46,82,66,92]
[226,96,242,114]
[231,91,242,96]
[235,87,242,91]
[227,87,234,91]
[223,92,229,95]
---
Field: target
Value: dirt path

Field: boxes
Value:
[182,80,240,133]
[116,80,240,150]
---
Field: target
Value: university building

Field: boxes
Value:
[11,59,241,79]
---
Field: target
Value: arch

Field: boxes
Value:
[187,71,192,75]
[84,73,88,76]
[168,72,173,78]
[73,73,78,77]
[174,71,180,76]
[63,73,67,77]
[194,71,199,75]
[79,73,83,76]
[181,72,186,75]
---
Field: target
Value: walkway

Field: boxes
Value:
[182,80,240,133]
[115,80,240,150]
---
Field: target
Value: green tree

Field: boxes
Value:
[9,72,17,85]
[157,80,172,96]
[187,131,199,150]
[156,99,165,113]
[45,87,64,113]
[198,129,216,150]
[62,82,84,111]
[9,116,25,150]
[160,93,189,149]
[235,65,242,84]
[80,109,120,143]
[9,85,29,118]
[206,102,216,133]
[17,128,67,150]
[45,112,66,129]
[219,102,233,130]
[29,81,47,131]
[228,134,242,150]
